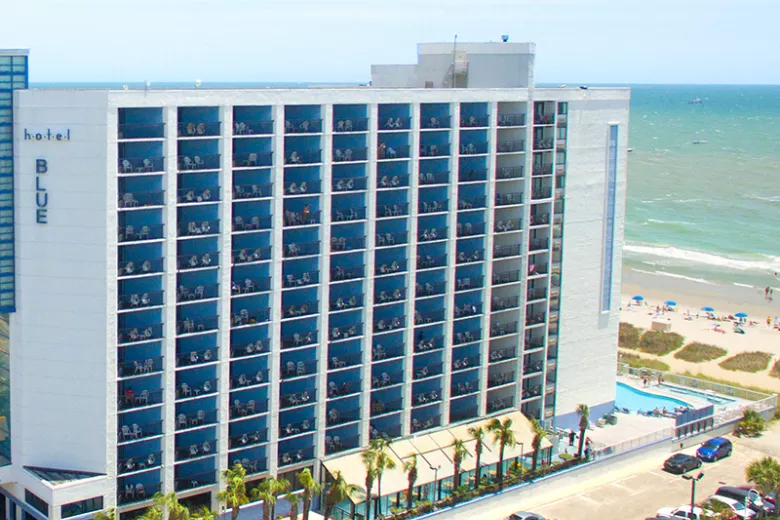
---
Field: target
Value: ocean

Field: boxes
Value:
[29,82,780,289]
[624,84,780,290]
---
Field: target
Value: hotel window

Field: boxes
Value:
[25,490,49,517]
[601,124,619,312]
[557,102,568,115]
[61,497,103,519]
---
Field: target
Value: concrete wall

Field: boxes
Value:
[11,89,112,475]
[550,90,630,427]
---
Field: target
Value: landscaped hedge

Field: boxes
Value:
[674,342,728,363]
[618,322,641,349]
[638,330,684,356]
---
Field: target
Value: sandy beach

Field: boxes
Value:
[619,269,780,393]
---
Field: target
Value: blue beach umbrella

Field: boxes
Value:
[632,295,644,302]
[665,300,677,306]
[701,306,714,312]
[735,312,748,318]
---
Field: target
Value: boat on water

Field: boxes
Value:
[692,140,708,145]
[688,97,702,105]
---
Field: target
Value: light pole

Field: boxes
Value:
[682,472,704,517]
[429,465,441,501]
[518,442,525,470]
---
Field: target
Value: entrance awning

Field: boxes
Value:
[321,410,552,502]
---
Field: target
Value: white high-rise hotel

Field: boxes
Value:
[0,42,628,520]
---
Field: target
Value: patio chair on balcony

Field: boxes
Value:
[181,156,194,169]
[243,153,258,167]
[120,425,133,441]
[328,381,338,397]
[121,159,134,173]
[193,156,204,169]
[289,152,302,164]
[135,390,149,406]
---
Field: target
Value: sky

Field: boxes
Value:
[3,0,780,85]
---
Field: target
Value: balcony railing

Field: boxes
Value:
[411,415,440,432]
[331,236,366,253]
[118,323,164,344]
[231,308,270,328]
[420,144,450,157]
[372,343,404,361]
[118,388,163,411]
[178,219,220,237]
[331,265,364,281]
[418,254,447,269]
[377,174,409,189]
[455,275,483,291]
[118,123,165,140]
[333,148,367,162]
[333,206,366,222]
[231,369,268,389]
[414,335,442,353]
[454,329,481,345]
[176,379,218,400]
[329,323,363,341]
[377,144,410,160]
[284,209,320,227]
[119,157,164,174]
[285,118,322,134]
[279,446,315,466]
[412,390,442,407]
[330,294,363,312]
[119,290,164,310]
[233,246,272,264]
[285,150,322,165]
[488,396,515,412]
[414,363,443,380]
[377,203,409,218]
[497,140,525,154]
[452,355,480,372]
[493,270,520,286]
[230,399,270,418]
[284,180,321,196]
[333,177,368,192]
[489,347,517,363]
[234,119,274,135]
[459,142,488,155]
[533,164,554,176]
[493,244,521,258]
[489,372,516,387]
[455,222,484,238]
[329,352,362,370]
[522,386,543,400]
[457,197,486,211]
[419,227,446,242]
[280,418,316,438]
[326,435,359,455]
[231,277,271,296]
[530,213,550,226]
[374,316,405,333]
[376,231,407,248]
[228,428,268,449]
[119,190,165,208]
[529,239,549,251]
[327,378,361,399]
[280,389,316,409]
[177,347,218,367]
[118,356,164,378]
[175,471,217,492]
[178,154,221,171]
[528,288,547,300]
[178,121,220,137]
[118,483,162,505]
[523,360,544,375]
[533,139,554,151]
[419,171,449,185]
[327,407,361,426]
[495,192,523,206]
[379,116,411,130]
[284,240,320,258]
[177,252,219,271]
[419,199,448,214]
[233,152,273,168]
[421,115,451,129]
[492,296,520,311]
[375,288,405,305]
[414,309,445,325]
[118,420,163,443]
[458,168,488,183]
[334,118,368,132]
[456,250,482,264]
[461,115,490,128]
[233,183,273,199]
[282,300,319,321]
[175,440,217,462]
[177,316,220,335]
[496,166,524,180]
[491,322,519,338]
[177,186,219,205]
[231,339,269,358]
[118,224,164,243]
[454,302,482,319]
[497,114,526,127]
[374,260,404,276]
[415,281,446,298]
[370,397,403,418]
[534,114,555,125]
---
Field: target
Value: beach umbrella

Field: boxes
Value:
[632,295,644,302]
[701,306,714,312]
[735,312,748,318]
[665,300,677,306]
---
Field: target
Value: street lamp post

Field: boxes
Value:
[429,465,441,501]
[518,442,525,470]
[682,472,704,517]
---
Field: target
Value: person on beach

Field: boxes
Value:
[769,316,773,327]
[766,286,770,300]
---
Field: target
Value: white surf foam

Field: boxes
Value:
[624,244,780,273]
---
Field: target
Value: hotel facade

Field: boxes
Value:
[0,43,629,520]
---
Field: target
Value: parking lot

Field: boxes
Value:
[528,428,780,520]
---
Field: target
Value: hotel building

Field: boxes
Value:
[0,42,629,520]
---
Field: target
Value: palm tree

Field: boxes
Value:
[191,507,218,520]
[153,492,190,520]
[468,426,485,489]
[746,457,780,496]
[252,477,291,520]
[137,506,163,520]
[298,468,321,520]
[403,454,418,510]
[93,510,116,520]
[371,437,397,516]
[219,462,250,520]
[286,490,301,520]
[361,449,377,520]
[530,419,547,473]
[576,404,590,458]
[324,471,359,520]
[487,417,516,488]
[451,439,469,489]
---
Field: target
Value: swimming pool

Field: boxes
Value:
[660,384,737,406]
[616,382,692,412]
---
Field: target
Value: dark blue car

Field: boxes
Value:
[696,437,733,462]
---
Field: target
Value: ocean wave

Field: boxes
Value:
[649,271,715,285]
[733,282,754,288]
[646,218,697,227]
[747,195,780,202]
[624,244,780,273]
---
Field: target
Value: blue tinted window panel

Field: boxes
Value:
[601,124,619,312]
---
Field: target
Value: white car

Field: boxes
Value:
[656,505,712,520]
[708,495,756,519]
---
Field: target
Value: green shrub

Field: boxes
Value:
[619,352,671,371]
[638,331,684,356]
[618,322,642,349]
[770,360,780,379]
[719,351,772,373]
[674,342,728,363]
[735,409,766,437]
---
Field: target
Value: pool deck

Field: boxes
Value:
[617,375,749,411]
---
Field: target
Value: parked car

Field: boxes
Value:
[736,485,776,507]
[696,437,733,462]
[506,512,545,520]
[664,453,703,474]
[716,486,775,515]
[707,495,755,519]
[656,505,713,519]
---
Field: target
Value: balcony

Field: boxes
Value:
[492,270,520,286]
[175,471,217,492]
[421,115,451,129]
[329,322,364,342]
[331,236,366,253]
[414,335,441,353]
[119,157,164,174]
[119,290,164,310]
[284,180,321,196]
[491,322,519,338]
[374,260,404,276]
[285,119,322,134]
[118,389,163,411]
[489,347,517,363]
[177,347,218,367]
[533,164,554,176]
[526,313,547,326]
[178,154,221,171]
[414,363,443,380]
[530,213,550,226]
[419,199,448,214]
[118,224,164,243]
[178,121,220,138]
[280,390,315,409]
[334,118,368,132]
[488,396,514,413]
[331,265,364,281]
[455,222,485,239]
[119,190,165,209]
[452,355,480,372]
[176,379,218,400]
[412,390,441,407]
[377,145,410,160]
[284,210,320,227]
[281,359,318,380]
[379,116,411,131]
[529,239,549,251]
[522,386,543,400]
[285,150,322,165]
[454,303,482,319]
[453,329,480,346]
[118,483,162,506]
[374,316,404,333]
[119,123,165,140]
[231,308,270,328]
[327,379,361,399]
[231,277,271,297]
[234,183,273,200]
[376,231,407,248]
[419,171,449,185]
[493,244,521,259]
[176,316,219,336]
[456,250,482,264]
[497,114,526,127]
[418,254,447,270]
[372,343,404,361]
[233,246,272,264]
[231,369,268,389]
[178,219,220,237]
[333,177,368,192]
[175,440,217,462]
[414,309,445,325]
[118,420,163,444]
[329,352,362,370]
[326,435,359,455]
[177,187,219,205]
[527,288,547,301]
[230,399,269,419]
[495,192,523,206]
[419,227,446,242]
[532,188,553,200]
[177,252,219,271]
[370,398,403,417]
[280,446,315,467]
[455,275,483,291]
[377,203,409,218]
[377,174,409,189]
[333,207,366,222]
[451,380,478,397]
[497,166,524,180]
[330,294,363,312]
[457,197,486,211]
[228,428,268,450]
[280,418,316,439]
[375,288,405,305]
[492,296,520,312]
[415,281,446,298]
[459,142,488,155]
[523,360,544,376]
[458,169,488,183]
[234,120,274,135]
[233,152,273,168]
[497,141,525,154]
[333,148,367,162]
[533,139,554,151]
[284,240,320,258]
[118,356,164,378]
[420,144,450,157]
[118,323,164,344]
[534,114,555,125]
[327,407,360,427]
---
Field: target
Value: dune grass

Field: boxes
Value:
[770,360,780,380]
[719,351,773,373]
[618,322,642,349]
[674,342,728,363]
[637,330,684,356]
[619,351,671,372]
